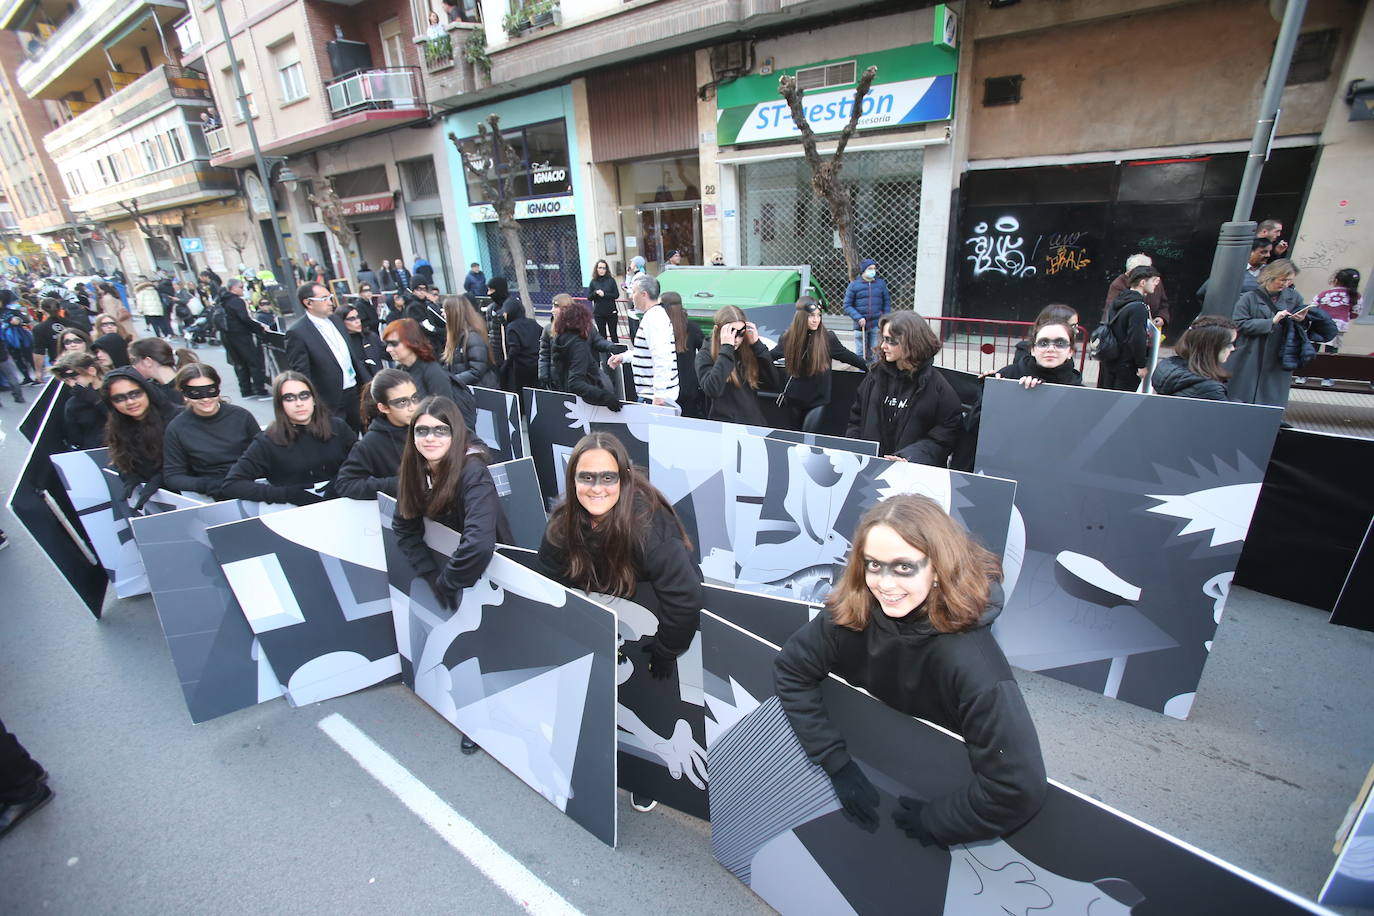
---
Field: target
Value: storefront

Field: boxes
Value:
[445,87,589,308]
[712,28,958,311]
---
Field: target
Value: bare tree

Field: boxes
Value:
[777,66,877,283]
[307,177,359,279]
[227,231,251,266]
[96,224,128,273]
[118,198,160,240]
[449,114,532,309]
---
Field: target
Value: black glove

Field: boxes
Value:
[120,478,139,502]
[892,796,941,847]
[641,640,677,681]
[829,760,880,833]
[131,485,157,513]
[286,488,324,507]
[604,399,623,413]
[427,572,458,611]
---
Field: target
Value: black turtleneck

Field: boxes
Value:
[163,402,262,496]
[220,416,356,505]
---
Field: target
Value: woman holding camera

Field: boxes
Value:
[696,305,781,425]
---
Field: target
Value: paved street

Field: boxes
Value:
[1,342,1371,914]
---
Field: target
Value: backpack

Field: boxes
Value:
[210,304,228,333]
[1088,310,1122,363]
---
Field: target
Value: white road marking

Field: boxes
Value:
[317,713,584,916]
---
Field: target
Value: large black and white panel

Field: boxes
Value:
[207,498,399,706]
[975,380,1283,717]
[488,456,546,551]
[472,385,525,463]
[383,499,618,847]
[730,435,1016,604]
[130,500,285,723]
[701,609,1326,915]
[1320,779,1374,908]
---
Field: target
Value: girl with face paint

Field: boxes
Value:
[775,494,1046,847]
[162,364,262,499]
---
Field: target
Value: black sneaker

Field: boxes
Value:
[460,734,480,755]
[630,793,657,812]
[0,784,54,840]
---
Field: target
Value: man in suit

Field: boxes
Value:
[221,277,269,397]
[286,283,366,432]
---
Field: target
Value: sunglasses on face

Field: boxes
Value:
[880,335,898,347]
[414,424,452,440]
[386,394,420,409]
[109,389,146,405]
[62,338,84,347]
[343,313,360,322]
[575,470,620,487]
[1033,337,1072,351]
[280,391,313,403]
[55,370,77,380]
[182,384,220,400]
[305,295,331,302]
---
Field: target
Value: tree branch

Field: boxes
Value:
[831,66,878,169]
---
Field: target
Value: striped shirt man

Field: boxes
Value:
[631,301,678,404]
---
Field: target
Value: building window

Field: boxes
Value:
[793,60,856,92]
[1287,29,1340,85]
[983,75,1023,106]
[96,159,108,184]
[399,157,439,199]
[166,128,186,162]
[141,139,160,171]
[106,154,121,182]
[272,39,307,104]
[331,165,390,198]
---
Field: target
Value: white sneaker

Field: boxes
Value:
[630,793,657,812]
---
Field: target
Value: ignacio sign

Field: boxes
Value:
[715,43,956,146]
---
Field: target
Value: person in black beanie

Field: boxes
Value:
[220,371,356,506]
[162,364,261,498]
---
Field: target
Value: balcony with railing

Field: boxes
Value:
[12,0,188,100]
[203,126,230,156]
[324,67,425,118]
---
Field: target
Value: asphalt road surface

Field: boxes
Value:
[1,341,1371,914]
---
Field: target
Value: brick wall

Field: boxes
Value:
[302,0,419,81]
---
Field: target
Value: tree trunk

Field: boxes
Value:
[498,215,532,311]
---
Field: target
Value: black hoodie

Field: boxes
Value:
[550,332,619,408]
[91,332,130,368]
[101,366,181,487]
[846,359,962,465]
[696,340,781,425]
[1151,354,1227,401]
[774,582,1047,845]
[499,301,541,393]
[994,341,1083,386]
[333,416,410,499]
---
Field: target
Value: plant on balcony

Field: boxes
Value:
[503,0,559,37]
[462,30,491,74]
[424,32,454,67]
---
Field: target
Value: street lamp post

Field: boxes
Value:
[1199,0,1308,317]
[211,0,296,313]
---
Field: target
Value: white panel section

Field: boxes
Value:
[222,554,306,633]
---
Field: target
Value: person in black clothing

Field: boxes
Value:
[1099,265,1160,392]
[340,303,384,383]
[539,295,616,389]
[383,317,476,431]
[393,395,506,753]
[770,296,867,431]
[91,331,129,370]
[356,262,381,295]
[498,300,541,395]
[49,352,107,449]
[101,367,181,504]
[549,295,621,410]
[287,283,367,432]
[404,284,446,353]
[57,327,93,358]
[0,717,53,840]
[696,304,780,425]
[162,364,261,498]
[991,314,1083,390]
[129,337,198,406]
[662,293,704,417]
[586,259,620,343]
[334,369,420,500]
[1151,315,1237,401]
[221,371,356,506]
[443,294,497,390]
[846,311,961,465]
[774,494,1046,845]
[484,276,521,364]
[537,431,703,810]
[220,278,269,397]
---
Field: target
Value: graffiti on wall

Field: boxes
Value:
[1043,231,1093,276]
[965,216,1036,278]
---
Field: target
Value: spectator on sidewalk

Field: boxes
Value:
[843,258,890,361]
[1103,254,1169,332]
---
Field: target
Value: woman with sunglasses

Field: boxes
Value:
[846,311,962,466]
[991,313,1082,390]
[696,304,781,425]
[221,371,357,506]
[383,317,476,431]
[101,367,181,501]
[57,327,93,357]
[340,303,385,380]
[49,352,108,449]
[92,313,132,343]
[775,494,1046,846]
[538,431,701,687]
[162,364,262,499]
[334,369,421,500]
[770,296,868,432]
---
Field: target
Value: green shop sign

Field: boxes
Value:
[715,43,957,146]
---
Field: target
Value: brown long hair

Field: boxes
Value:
[384,317,435,362]
[266,370,335,446]
[782,297,830,378]
[545,432,691,597]
[1175,315,1238,382]
[878,311,940,370]
[441,294,494,366]
[396,395,485,520]
[662,292,691,354]
[130,336,199,370]
[827,495,1001,634]
[709,305,759,388]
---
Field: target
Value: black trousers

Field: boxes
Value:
[0,718,42,802]
[336,385,362,434]
[224,335,267,395]
[595,314,619,344]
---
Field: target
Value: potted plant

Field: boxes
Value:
[502,8,529,38]
[462,29,491,73]
[529,0,556,29]
[424,32,453,66]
